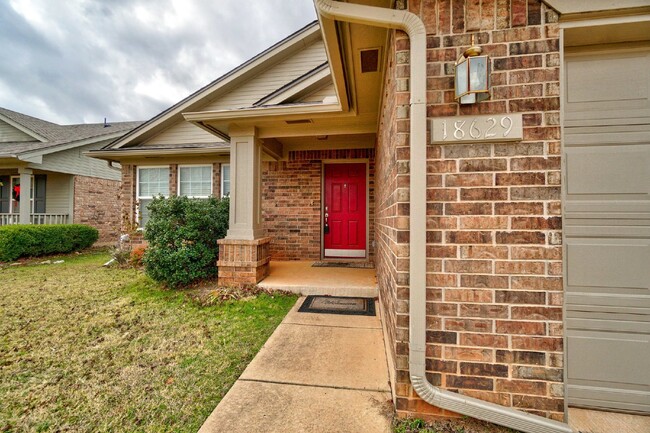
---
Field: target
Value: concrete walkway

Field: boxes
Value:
[198,298,393,433]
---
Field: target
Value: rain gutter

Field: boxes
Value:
[313,2,572,433]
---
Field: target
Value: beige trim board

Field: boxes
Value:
[86,147,230,162]
[184,103,343,123]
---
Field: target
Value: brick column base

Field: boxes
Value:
[217,237,272,286]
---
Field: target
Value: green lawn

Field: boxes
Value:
[0,252,297,432]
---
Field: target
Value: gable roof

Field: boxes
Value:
[101,20,325,151]
[0,107,142,159]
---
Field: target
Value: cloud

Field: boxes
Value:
[0,0,316,124]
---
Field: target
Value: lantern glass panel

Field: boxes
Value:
[469,56,488,92]
[455,57,468,99]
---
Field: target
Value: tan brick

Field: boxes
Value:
[495,261,545,275]
[496,320,546,335]
[460,246,509,259]
[496,379,547,396]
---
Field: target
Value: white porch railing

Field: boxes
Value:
[0,213,70,225]
[0,214,19,225]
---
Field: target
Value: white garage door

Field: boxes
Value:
[564,47,650,414]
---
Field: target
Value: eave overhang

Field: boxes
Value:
[183,102,378,139]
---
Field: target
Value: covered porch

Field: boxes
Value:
[182,18,387,288]
[0,168,73,226]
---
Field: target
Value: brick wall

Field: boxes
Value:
[378,0,563,422]
[376,28,404,404]
[262,148,375,261]
[73,175,122,244]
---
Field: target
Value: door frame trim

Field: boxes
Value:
[320,159,370,261]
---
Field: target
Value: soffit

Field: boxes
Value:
[546,0,650,16]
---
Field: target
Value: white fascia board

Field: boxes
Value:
[18,154,43,164]
[108,22,323,150]
[0,113,48,142]
[317,15,350,112]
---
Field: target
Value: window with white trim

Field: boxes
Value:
[137,166,169,226]
[178,165,212,198]
[221,164,230,197]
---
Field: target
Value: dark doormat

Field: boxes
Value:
[312,261,374,269]
[298,295,376,316]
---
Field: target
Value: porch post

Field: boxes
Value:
[226,127,265,240]
[18,168,32,225]
[217,126,271,286]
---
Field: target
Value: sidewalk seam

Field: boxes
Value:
[238,378,390,394]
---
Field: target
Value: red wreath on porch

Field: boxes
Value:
[12,184,20,202]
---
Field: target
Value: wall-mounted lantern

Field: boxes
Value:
[455,36,490,104]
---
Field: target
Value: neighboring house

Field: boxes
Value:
[0,107,141,242]
[90,1,650,432]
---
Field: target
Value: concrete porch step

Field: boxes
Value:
[257,260,378,298]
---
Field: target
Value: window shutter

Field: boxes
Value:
[0,176,9,213]
[34,175,46,214]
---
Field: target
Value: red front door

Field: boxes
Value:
[324,163,367,258]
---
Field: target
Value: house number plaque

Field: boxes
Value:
[429,113,523,144]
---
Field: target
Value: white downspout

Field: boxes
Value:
[314,2,572,433]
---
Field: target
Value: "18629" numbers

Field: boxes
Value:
[430,114,523,144]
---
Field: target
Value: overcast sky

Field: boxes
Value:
[0,0,317,125]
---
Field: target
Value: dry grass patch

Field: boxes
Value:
[394,417,522,433]
[0,252,297,432]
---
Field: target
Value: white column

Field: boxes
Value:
[226,126,265,240]
[18,168,32,225]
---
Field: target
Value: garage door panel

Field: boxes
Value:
[565,146,649,196]
[568,332,650,385]
[566,240,650,290]
[565,51,650,125]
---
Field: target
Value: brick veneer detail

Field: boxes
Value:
[73,175,121,244]
[217,237,272,285]
[377,0,563,422]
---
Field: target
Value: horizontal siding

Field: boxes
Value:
[45,173,72,214]
[143,120,223,146]
[204,39,328,111]
[40,140,121,180]
[0,119,34,142]
[299,81,337,103]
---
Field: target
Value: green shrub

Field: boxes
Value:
[142,195,229,288]
[0,224,99,262]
